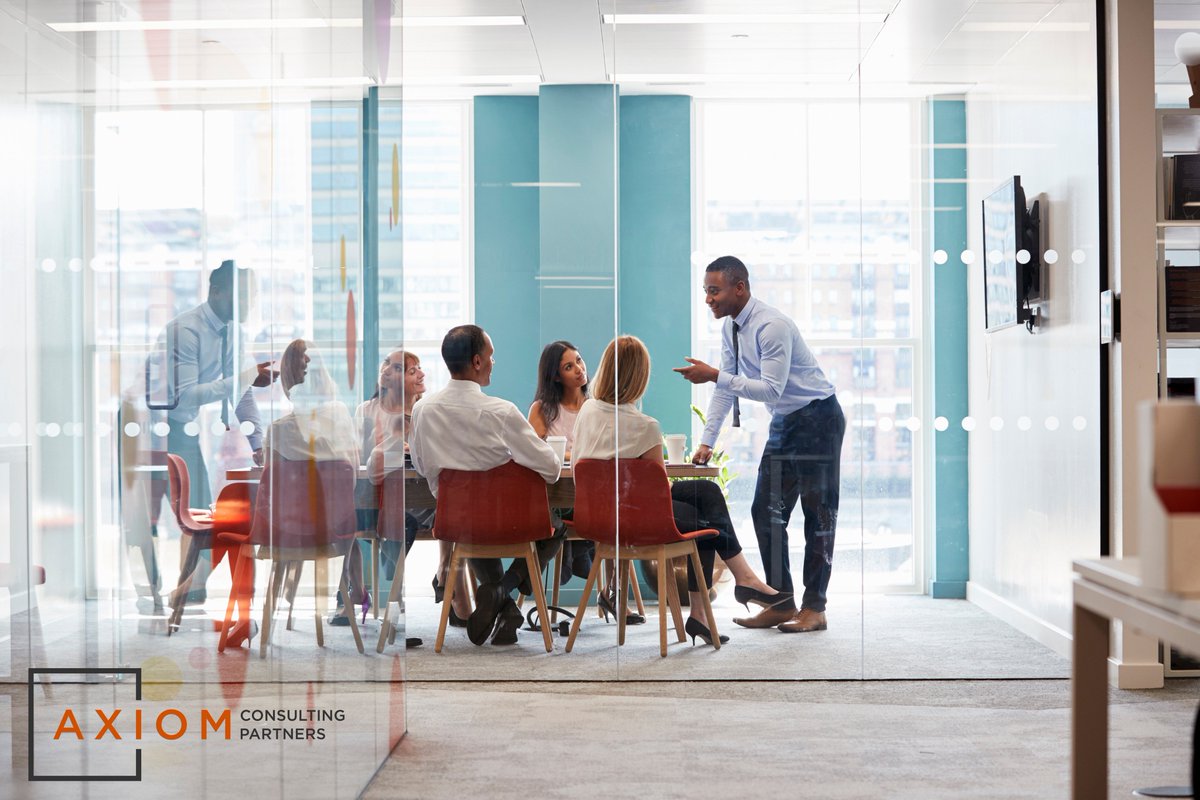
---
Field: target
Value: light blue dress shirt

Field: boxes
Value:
[164,301,263,450]
[700,295,835,448]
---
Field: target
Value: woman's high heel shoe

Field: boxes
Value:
[448,607,469,628]
[685,617,729,646]
[733,586,793,612]
[597,591,646,625]
[431,575,444,604]
[361,590,371,625]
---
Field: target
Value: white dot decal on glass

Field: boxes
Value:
[1073,416,1087,431]
[1071,249,1085,264]
[1045,416,1060,431]
[989,416,1004,431]
[960,250,976,265]
[1016,249,1030,265]
[45,423,60,438]
[68,257,83,272]
[153,421,170,437]
[987,250,1002,264]
[906,417,922,432]
[210,421,226,436]
[878,417,895,432]
[40,258,56,273]
[184,421,200,437]
[934,416,949,431]
[1017,416,1032,431]
[124,422,141,437]
[1044,249,1059,265]
[961,416,977,432]
[933,250,948,265]
[239,420,255,436]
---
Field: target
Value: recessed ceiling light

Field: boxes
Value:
[602,13,887,25]
[731,34,750,39]
[201,38,220,44]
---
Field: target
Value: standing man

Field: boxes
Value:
[157,260,275,605]
[409,324,563,646]
[675,256,846,633]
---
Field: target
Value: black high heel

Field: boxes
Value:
[733,586,793,612]
[597,591,646,625]
[448,607,468,628]
[685,617,729,646]
[432,575,444,604]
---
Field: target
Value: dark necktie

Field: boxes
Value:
[220,324,230,429]
[731,320,741,428]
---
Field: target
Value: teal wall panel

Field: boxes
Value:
[473,95,540,407]
[929,97,969,599]
[618,94,692,437]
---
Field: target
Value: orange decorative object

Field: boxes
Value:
[346,291,357,390]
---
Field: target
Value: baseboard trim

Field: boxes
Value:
[966,581,1072,659]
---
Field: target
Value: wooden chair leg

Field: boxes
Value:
[597,559,610,618]
[566,552,602,653]
[664,557,686,642]
[550,547,563,624]
[338,559,365,654]
[372,538,382,619]
[630,561,646,616]
[167,534,203,635]
[435,547,461,652]
[285,561,304,631]
[656,550,668,657]
[617,558,631,646]
[218,550,244,653]
[259,561,283,659]
[314,558,327,648]
[376,554,406,654]
[525,543,554,653]
[689,545,719,650]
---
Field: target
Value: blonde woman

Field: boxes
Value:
[572,335,789,645]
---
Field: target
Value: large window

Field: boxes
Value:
[695,99,922,591]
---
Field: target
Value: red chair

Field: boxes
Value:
[374,469,408,653]
[242,455,362,657]
[433,461,556,653]
[566,458,720,657]
[165,454,214,634]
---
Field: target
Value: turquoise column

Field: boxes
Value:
[929,97,969,599]
[618,95,692,436]
[537,85,618,380]
[473,96,541,406]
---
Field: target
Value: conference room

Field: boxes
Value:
[4,0,1192,796]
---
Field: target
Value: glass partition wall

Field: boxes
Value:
[3,2,405,794]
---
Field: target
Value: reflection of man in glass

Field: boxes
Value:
[159,260,276,600]
[676,256,845,635]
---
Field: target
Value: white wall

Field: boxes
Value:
[965,1,1101,645]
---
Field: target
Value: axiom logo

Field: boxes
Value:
[52,707,232,741]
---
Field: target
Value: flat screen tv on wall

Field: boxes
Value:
[982,175,1041,332]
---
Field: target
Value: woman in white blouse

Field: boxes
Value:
[572,335,789,646]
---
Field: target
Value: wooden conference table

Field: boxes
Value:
[225,462,720,509]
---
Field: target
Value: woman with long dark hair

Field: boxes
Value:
[527,340,596,586]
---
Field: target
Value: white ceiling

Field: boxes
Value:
[0,0,1195,104]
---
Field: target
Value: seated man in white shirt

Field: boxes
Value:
[408,325,563,646]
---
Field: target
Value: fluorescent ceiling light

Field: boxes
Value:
[118,77,372,90]
[390,75,541,86]
[47,15,523,33]
[959,22,1091,32]
[1157,21,1200,30]
[602,13,887,25]
[611,73,849,84]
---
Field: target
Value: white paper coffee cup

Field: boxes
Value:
[664,434,687,464]
[547,435,568,463]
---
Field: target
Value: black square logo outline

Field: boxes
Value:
[27,668,143,782]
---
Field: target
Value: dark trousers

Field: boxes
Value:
[469,529,565,596]
[671,480,743,593]
[750,395,846,613]
[167,424,213,589]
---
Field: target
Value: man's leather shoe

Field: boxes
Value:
[467,583,505,645]
[778,608,827,633]
[490,599,522,645]
[732,604,797,629]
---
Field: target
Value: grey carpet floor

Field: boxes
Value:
[367,679,1200,800]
